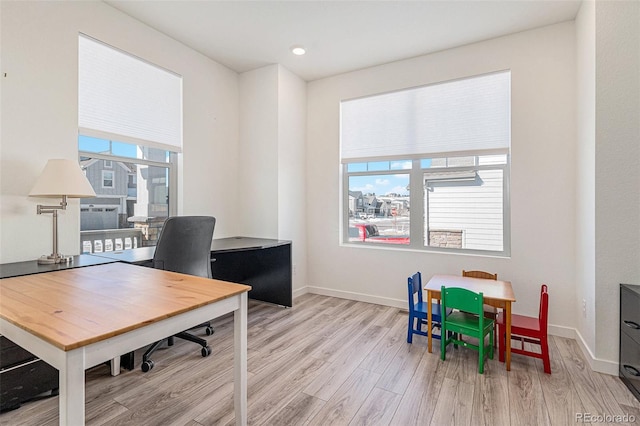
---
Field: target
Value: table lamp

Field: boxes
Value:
[29,159,96,264]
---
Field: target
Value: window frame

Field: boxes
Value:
[101,170,114,189]
[342,150,511,257]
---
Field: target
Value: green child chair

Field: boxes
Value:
[440,286,494,374]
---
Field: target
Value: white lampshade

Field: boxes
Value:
[29,159,96,198]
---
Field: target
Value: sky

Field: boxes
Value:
[78,135,137,158]
[349,174,409,196]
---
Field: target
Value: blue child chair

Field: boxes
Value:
[407,271,451,343]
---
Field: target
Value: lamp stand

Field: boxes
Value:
[36,195,72,264]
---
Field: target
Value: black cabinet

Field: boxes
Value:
[0,336,59,412]
[210,238,292,307]
[620,283,640,401]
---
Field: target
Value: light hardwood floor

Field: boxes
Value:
[2,293,639,425]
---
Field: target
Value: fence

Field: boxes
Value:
[80,228,144,254]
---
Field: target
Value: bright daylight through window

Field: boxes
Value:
[341,71,511,256]
[78,34,182,254]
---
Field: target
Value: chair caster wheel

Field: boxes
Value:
[205,326,214,336]
[201,346,212,357]
[141,360,154,372]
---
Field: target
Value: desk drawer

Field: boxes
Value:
[0,358,59,412]
[621,286,640,345]
[620,331,640,397]
[0,336,59,412]
[0,336,36,369]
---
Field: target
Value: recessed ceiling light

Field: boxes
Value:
[291,45,306,56]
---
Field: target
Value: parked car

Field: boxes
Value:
[348,224,409,244]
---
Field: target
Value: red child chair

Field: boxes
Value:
[497,284,550,374]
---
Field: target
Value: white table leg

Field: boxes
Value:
[59,349,85,425]
[234,292,248,426]
[110,356,121,376]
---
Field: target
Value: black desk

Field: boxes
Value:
[0,254,116,279]
[210,237,292,307]
[91,237,293,307]
[89,246,155,266]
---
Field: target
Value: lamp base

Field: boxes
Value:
[37,254,73,265]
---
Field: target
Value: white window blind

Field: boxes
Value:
[78,34,183,152]
[340,71,510,162]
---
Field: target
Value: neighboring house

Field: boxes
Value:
[80,158,136,231]
[351,192,411,219]
[426,171,503,252]
[348,190,364,217]
[377,196,409,217]
[363,194,377,216]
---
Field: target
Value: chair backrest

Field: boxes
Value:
[441,286,484,317]
[407,272,423,313]
[539,284,549,330]
[462,270,497,280]
[152,216,216,278]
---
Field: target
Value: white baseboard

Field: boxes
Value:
[547,324,575,339]
[292,286,309,300]
[574,329,619,376]
[303,285,406,309]
[295,285,619,376]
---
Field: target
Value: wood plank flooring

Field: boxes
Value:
[2,293,639,425]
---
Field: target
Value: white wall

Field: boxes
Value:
[238,64,308,291]
[307,23,577,333]
[238,65,279,238]
[0,1,240,263]
[575,0,597,362]
[276,65,308,292]
[594,0,640,363]
[575,0,640,375]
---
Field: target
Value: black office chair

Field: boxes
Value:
[141,215,216,373]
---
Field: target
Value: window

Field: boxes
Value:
[341,71,511,256]
[78,34,181,249]
[423,154,508,252]
[102,170,114,188]
[79,136,175,248]
[346,161,410,245]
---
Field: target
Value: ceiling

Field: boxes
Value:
[106,0,582,82]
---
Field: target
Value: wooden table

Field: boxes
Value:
[0,262,251,425]
[424,274,516,370]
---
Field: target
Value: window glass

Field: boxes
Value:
[344,153,508,254]
[347,163,367,173]
[347,173,410,245]
[424,167,504,252]
[390,160,412,170]
[367,161,391,172]
[79,137,174,251]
